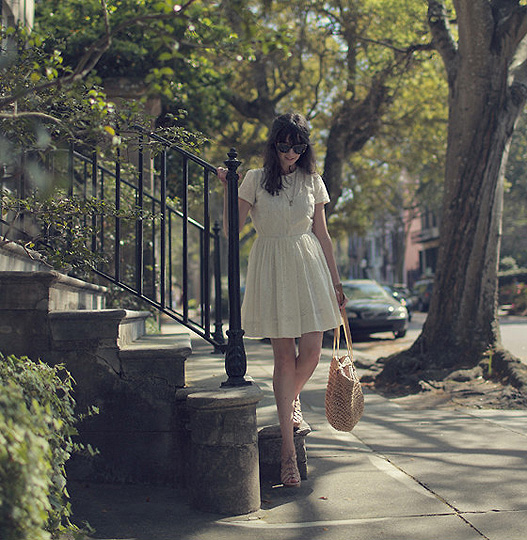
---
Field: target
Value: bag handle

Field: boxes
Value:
[333,308,353,359]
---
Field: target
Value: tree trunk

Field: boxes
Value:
[377,0,527,388]
[416,76,517,366]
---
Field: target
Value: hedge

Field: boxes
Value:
[0,354,93,539]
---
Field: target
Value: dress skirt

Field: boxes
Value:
[242,231,341,338]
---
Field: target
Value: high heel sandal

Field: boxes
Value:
[293,396,303,429]
[281,454,301,488]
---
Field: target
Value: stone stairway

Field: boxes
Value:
[0,242,192,486]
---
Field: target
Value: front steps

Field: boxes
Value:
[0,246,192,485]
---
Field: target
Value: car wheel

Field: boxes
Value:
[394,329,406,339]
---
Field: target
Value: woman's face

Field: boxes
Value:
[276,137,305,173]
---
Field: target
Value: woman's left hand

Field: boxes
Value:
[334,283,347,309]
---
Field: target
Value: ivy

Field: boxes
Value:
[0,354,96,538]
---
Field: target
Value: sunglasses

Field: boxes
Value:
[276,142,308,154]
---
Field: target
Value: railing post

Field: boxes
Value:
[136,134,144,295]
[222,148,250,387]
[114,147,121,281]
[212,220,225,353]
[91,150,98,254]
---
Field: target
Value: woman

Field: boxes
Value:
[218,113,346,488]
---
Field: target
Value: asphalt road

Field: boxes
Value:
[350,312,527,364]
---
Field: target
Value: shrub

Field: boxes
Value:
[0,354,92,539]
[0,382,53,540]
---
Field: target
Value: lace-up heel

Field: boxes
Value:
[281,454,301,488]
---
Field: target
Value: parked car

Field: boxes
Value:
[412,278,434,312]
[382,283,413,321]
[341,279,408,339]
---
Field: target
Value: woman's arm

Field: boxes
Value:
[312,203,347,308]
[217,167,251,236]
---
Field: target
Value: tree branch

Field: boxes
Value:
[0,111,63,124]
[357,35,435,55]
[427,0,458,81]
[509,35,527,104]
[495,4,527,62]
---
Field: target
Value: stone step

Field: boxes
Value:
[0,241,49,272]
[49,308,151,348]
[67,329,192,486]
[47,309,150,373]
[119,332,192,388]
[0,270,107,311]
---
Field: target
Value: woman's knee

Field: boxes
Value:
[298,332,323,362]
[271,339,296,374]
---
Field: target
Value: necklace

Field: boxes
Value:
[282,171,297,206]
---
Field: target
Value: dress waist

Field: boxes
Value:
[256,232,313,240]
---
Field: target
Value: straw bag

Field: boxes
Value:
[325,311,364,431]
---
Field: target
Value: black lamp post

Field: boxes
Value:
[222,148,250,387]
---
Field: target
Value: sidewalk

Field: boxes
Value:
[69,331,527,540]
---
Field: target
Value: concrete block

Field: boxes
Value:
[258,424,309,484]
[117,311,151,347]
[59,349,177,433]
[0,272,57,310]
[60,345,190,487]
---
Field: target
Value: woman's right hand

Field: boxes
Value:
[217,167,228,187]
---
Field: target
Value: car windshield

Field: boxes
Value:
[342,282,391,301]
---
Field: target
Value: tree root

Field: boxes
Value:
[372,345,527,408]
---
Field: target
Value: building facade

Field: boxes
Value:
[1,0,34,29]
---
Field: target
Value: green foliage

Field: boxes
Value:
[0,11,216,272]
[0,382,52,540]
[0,27,119,148]
[27,0,450,241]
[4,1,452,282]
[0,354,94,538]
[34,0,233,134]
[500,256,519,273]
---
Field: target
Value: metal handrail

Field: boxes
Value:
[1,130,249,383]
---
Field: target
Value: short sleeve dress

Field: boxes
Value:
[238,168,341,338]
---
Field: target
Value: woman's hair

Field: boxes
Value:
[262,113,316,196]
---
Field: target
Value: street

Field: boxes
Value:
[350,312,527,364]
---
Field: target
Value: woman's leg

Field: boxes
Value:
[271,332,324,450]
[270,337,297,460]
[294,331,323,397]
[271,332,323,486]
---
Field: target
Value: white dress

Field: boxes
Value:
[238,168,341,338]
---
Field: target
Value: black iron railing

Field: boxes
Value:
[0,128,248,384]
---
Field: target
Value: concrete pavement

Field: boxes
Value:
[68,331,527,540]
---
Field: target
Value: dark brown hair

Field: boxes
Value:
[262,113,316,196]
